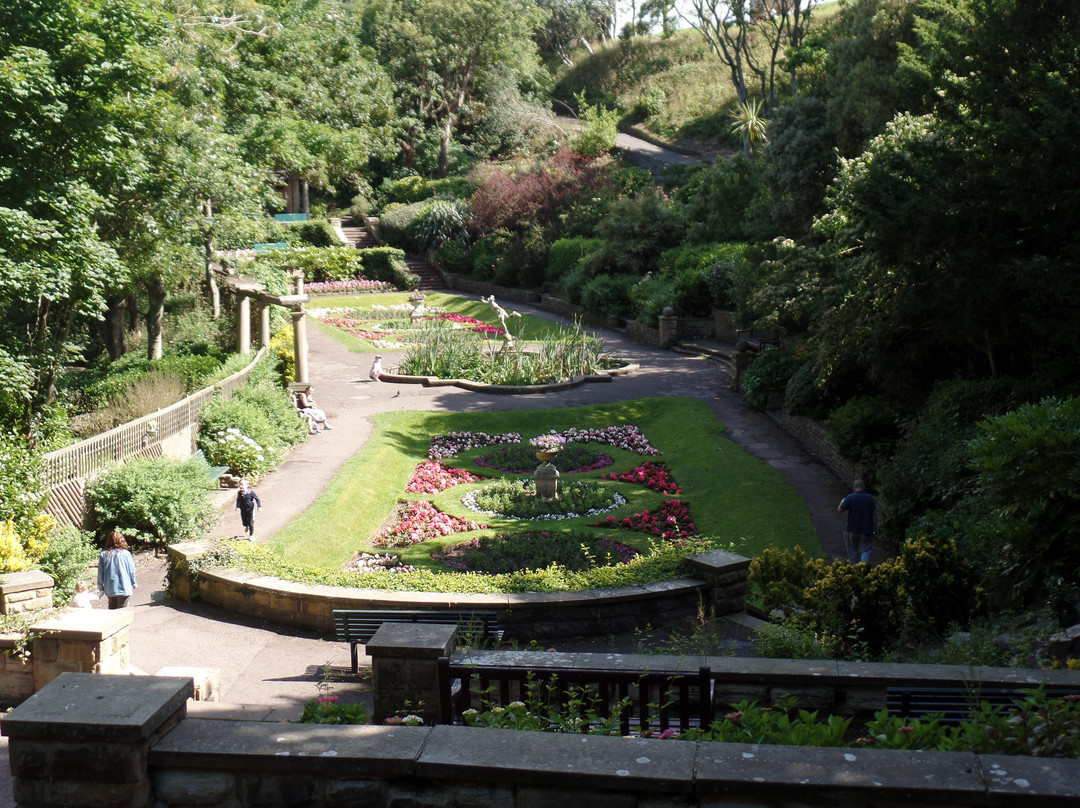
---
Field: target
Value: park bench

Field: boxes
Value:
[274,213,308,222]
[191,449,230,488]
[334,609,502,673]
[885,684,1079,724]
[735,326,784,351]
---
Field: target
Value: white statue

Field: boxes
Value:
[483,295,521,347]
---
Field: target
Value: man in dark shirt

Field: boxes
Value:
[838,479,877,564]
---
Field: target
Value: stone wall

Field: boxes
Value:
[624,319,662,347]
[0,607,134,707]
[5,673,1079,808]
[0,570,54,615]
[713,309,737,342]
[676,317,715,340]
[767,410,861,486]
[166,543,751,639]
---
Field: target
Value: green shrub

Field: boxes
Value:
[380,175,474,206]
[968,395,1080,612]
[629,274,676,327]
[408,200,470,250]
[547,238,603,286]
[825,395,904,474]
[254,246,364,283]
[571,92,619,158]
[349,193,371,220]
[37,525,98,603]
[580,274,638,317]
[197,386,298,462]
[435,241,474,274]
[378,201,428,250]
[232,384,308,447]
[495,224,547,288]
[741,348,799,409]
[213,214,289,251]
[292,219,341,247]
[0,433,47,530]
[86,457,216,548]
[749,545,820,613]
[557,261,597,305]
[784,360,831,418]
[354,247,413,288]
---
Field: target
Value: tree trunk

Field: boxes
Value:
[147,276,165,361]
[103,296,128,359]
[126,292,142,336]
[438,116,454,178]
[302,179,310,215]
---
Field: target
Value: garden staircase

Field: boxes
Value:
[341,217,446,291]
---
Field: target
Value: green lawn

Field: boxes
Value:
[307,292,557,353]
[267,397,819,571]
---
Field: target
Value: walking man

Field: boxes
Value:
[838,479,877,564]
[236,478,262,540]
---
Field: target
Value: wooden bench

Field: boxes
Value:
[886,685,1078,724]
[191,449,230,488]
[334,609,502,673]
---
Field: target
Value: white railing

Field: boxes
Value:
[42,349,267,487]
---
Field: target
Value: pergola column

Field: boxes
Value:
[237,295,251,355]
[291,309,309,383]
[259,303,271,349]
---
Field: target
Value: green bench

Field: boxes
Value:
[192,449,230,487]
[334,609,502,673]
[886,685,1079,724]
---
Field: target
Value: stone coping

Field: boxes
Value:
[381,362,639,394]
[147,718,1080,804]
[0,570,54,596]
[168,541,714,634]
[2,672,193,742]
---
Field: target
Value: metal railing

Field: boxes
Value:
[42,349,267,487]
[438,656,713,735]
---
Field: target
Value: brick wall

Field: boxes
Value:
[768,410,860,485]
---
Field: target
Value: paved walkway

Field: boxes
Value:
[0,297,846,805]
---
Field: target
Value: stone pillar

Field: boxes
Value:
[2,672,193,808]
[367,623,457,726]
[30,608,133,690]
[259,302,271,349]
[237,294,251,355]
[534,461,559,499]
[0,570,54,614]
[658,306,678,349]
[291,309,309,384]
[732,344,755,387]
[683,549,752,616]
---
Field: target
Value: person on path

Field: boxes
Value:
[97,531,138,609]
[297,385,331,433]
[838,479,877,564]
[236,478,262,540]
[369,354,383,382]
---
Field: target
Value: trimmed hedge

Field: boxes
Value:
[355,247,418,290]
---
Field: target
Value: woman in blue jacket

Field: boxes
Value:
[97,530,138,609]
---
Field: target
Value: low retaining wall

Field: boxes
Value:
[166,544,750,639]
[380,361,638,394]
[767,410,861,486]
[5,673,1078,808]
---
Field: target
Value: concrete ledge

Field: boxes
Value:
[142,716,1080,807]
[167,542,715,637]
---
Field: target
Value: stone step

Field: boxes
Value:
[719,611,769,642]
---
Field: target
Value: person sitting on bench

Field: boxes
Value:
[296,385,332,434]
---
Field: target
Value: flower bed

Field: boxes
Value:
[305,278,395,295]
[405,460,484,494]
[433,529,638,574]
[428,431,523,459]
[462,478,626,520]
[603,462,681,495]
[598,499,696,539]
[373,500,486,548]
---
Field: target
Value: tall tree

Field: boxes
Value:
[373,0,545,176]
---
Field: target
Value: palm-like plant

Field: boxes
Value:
[729,98,770,159]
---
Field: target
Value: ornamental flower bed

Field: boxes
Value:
[603,462,681,495]
[433,312,506,336]
[428,431,522,459]
[462,478,626,520]
[434,529,638,574]
[560,426,661,456]
[405,460,483,494]
[318,316,392,342]
[598,499,696,539]
[305,278,395,295]
[373,500,485,548]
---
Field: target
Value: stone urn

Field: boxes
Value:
[408,291,426,322]
[534,451,560,499]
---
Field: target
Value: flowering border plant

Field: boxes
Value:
[529,433,567,451]
[405,460,483,494]
[598,499,696,539]
[374,500,485,548]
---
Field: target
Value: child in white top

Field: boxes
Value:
[370,354,383,381]
[72,581,99,609]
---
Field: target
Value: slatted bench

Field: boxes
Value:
[334,609,502,673]
[886,685,1079,724]
[191,449,230,487]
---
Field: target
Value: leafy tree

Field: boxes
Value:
[537,0,603,65]
[372,0,546,176]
